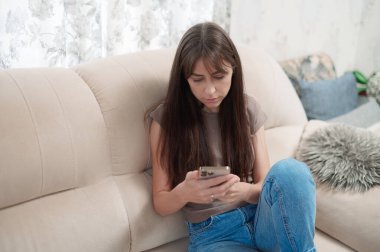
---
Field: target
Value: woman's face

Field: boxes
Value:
[187,57,233,113]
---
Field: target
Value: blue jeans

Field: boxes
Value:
[187,158,316,252]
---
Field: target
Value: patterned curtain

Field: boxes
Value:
[0,0,231,68]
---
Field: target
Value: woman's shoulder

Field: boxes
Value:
[149,102,166,126]
[245,94,261,113]
[244,94,267,134]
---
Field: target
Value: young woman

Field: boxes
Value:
[148,22,316,252]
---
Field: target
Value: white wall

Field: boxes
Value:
[355,0,380,76]
[230,0,380,76]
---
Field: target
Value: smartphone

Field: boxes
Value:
[199,166,231,179]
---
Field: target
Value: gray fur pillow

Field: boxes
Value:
[296,124,380,192]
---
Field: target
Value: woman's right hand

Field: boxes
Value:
[177,170,240,204]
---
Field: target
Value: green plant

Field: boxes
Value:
[352,70,369,93]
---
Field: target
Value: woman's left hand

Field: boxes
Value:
[215,181,254,203]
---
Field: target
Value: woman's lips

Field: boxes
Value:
[204,98,219,104]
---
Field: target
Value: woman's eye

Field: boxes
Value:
[193,79,203,82]
[214,75,225,80]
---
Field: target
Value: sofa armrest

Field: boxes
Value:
[296,120,380,252]
[264,124,305,165]
[316,187,380,252]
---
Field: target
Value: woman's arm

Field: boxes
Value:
[150,121,239,216]
[245,126,271,203]
[150,120,186,216]
[216,126,270,204]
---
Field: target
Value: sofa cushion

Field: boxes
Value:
[314,229,354,252]
[144,237,189,252]
[279,53,337,97]
[0,69,111,209]
[299,72,358,120]
[264,125,305,165]
[0,177,130,252]
[74,49,175,175]
[368,121,380,134]
[113,173,188,251]
[74,45,308,173]
[316,186,380,252]
[143,229,355,252]
[237,45,308,129]
[328,98,380,128]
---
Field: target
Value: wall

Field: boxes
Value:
[230,0,380,76]
[355,0,380,76]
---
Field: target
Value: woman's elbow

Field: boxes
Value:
[153,198,171,217]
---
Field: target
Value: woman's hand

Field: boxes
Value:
[216,181,263,204]
[214,181,252,203]
[177,170,240,204]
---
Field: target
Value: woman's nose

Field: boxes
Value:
[204,83,216,95]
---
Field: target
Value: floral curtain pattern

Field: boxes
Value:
[0,0,231,68]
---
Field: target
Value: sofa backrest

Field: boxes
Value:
[74,45,307,176]
[74,49,189,251]
[238,45,307,129]
[74,49,174,176]
[0,68,112,209]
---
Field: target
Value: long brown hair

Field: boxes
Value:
[157,22,254,187]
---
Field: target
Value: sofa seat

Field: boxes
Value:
[143,230,354,252]
[0,177,130,251]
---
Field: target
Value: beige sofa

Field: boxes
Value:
[0,45,376,251]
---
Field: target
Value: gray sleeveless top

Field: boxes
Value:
[149,95,267,223]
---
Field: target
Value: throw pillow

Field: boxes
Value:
[367,71,380,105]
[279,53,337,97]
[296,123,380,192]
[328,98,380,128]
[299,72,358,120]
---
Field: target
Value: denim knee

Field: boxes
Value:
[268,158,315,186]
